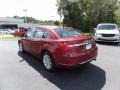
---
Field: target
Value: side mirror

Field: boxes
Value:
[93,28,97,33]
[94,28,97,31]
[24,34,27,37]
[24,33,30,38]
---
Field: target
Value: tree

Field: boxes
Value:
[115,2,120,25]
[57,0,120,32]
[54,21,60,25]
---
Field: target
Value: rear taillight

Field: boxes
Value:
[59,43,70,51]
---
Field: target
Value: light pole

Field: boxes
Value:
[59,9,62,25]
[23,9,27,29]
[81,12,86,32]
[51,16,54,25]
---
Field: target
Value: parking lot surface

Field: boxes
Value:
[0,40,120,90]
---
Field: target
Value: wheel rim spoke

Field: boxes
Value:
[43,55,51,69]
[19,43,22,51]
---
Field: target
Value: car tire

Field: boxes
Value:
[42,52,57,72]
[19,42,25,53]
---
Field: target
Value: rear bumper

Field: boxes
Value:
[57,57,96,67]
[55,47,98,67]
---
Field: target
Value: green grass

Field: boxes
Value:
[0,32,21,40]
[0,36,21,41]
[0,32,6,35]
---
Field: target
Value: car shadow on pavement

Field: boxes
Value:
[96,42,120,47]
[18,51,106,90]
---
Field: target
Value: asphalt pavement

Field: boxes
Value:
[0,40,120,90]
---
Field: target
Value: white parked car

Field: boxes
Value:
[94,23,120,44]
[0,29,15,35]
[8,29,15,34]
[0,29,9,34]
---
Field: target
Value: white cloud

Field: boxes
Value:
[0,0,60,20]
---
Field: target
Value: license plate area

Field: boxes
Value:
[85,44,92,50]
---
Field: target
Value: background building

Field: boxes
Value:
[0,17,39,30]
[0,17,24,30]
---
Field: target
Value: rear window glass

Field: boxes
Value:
[54,28,83,38]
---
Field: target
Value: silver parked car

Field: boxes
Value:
[94,23,120,44]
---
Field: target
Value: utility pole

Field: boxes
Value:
[51,16,54,25]
[23,9,27,29]
[60,9,62,25]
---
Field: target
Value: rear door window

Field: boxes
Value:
[26,30,36,38]
[35,29,44,38]
[34,29,51,39]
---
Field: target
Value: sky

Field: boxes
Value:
[0,0,60,20]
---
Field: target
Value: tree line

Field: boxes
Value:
[13,16,60,25]
[57,0,120,32]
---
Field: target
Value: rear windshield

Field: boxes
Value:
[54,28,83,38]
[97,25,116,30]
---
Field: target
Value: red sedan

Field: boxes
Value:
[18,26,98,71]
[13,28,27,37]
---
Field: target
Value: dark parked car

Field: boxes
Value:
[18,26,98,71]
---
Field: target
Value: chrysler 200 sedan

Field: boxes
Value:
[18,26,98,71]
